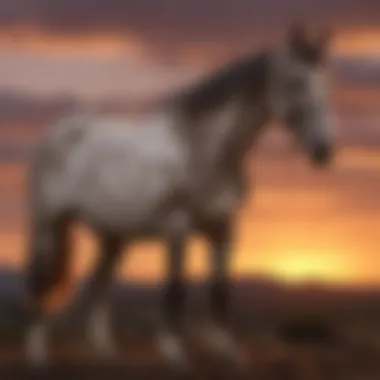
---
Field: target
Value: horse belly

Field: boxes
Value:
[35,114,188,234]
[74,151,186,234]
[78,183,178,234]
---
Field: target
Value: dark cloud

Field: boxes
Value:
[335,58,380,87]
[0,0,379,47]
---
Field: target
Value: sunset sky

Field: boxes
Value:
[0,0,379,287]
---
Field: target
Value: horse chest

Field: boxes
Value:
[196,179,245,220]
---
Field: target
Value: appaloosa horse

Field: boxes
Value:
[25,24,335,370]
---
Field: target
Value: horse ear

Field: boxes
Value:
[287,24,332,64]
[316,27,333,51]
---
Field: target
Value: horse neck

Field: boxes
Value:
[173,49,273,183]
[188,95,269,182]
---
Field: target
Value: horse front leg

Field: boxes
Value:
[200,218,246,369]
[157,211,190,373]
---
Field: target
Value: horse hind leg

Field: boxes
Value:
[157,210,191,373]
[81,235,123,359]
[25,215,74,366]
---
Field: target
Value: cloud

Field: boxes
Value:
[0,49,202,99]
[0,0,379,56]
[0,30,146,61]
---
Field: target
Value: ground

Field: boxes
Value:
[1,270,380,379]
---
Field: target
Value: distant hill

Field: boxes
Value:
[1,267,380,341]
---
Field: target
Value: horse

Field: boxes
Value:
[24,24,335,370]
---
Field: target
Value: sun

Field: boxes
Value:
[268,251,349,284]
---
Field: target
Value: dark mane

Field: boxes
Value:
[173,49,271,117]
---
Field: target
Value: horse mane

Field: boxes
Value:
[172,49,272,117]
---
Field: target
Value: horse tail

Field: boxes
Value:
[25,121,77,315]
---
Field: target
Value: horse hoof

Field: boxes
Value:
[25,347,49,368]
[199,326,248,372]
[88,318,118,360]
[93,343,118,360]
[220,347,248,372]
[157,332,190,374]
[25,325,49,367]
[211,341,248,374]
[90,335,118,360]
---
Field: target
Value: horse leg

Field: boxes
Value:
[82,235,123,359]
[201,218,246,368]
[157,211,189,371]
[25,216,73,366]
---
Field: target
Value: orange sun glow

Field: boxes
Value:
[267,250,353,285]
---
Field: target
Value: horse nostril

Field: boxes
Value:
[312,143,331,165]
